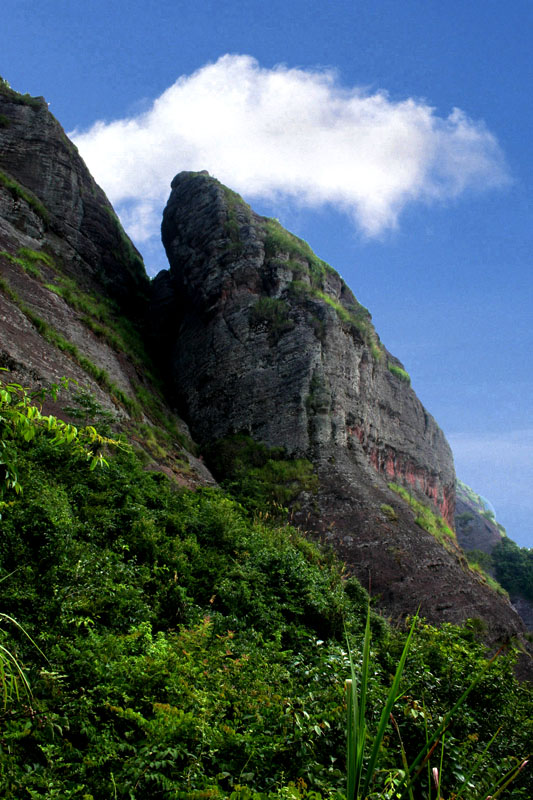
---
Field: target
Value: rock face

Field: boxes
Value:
[0,84,210,488]
[0,83,150,401]
[161,174,454,515]
[0,87,527,645]
[159,171,525,639]
[455,480,505,554]
[0,86,148,308]
[454,481,533,632]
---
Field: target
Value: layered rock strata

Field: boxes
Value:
[0,86,209,487]
[159,171,525,639]
[0,85,149,401]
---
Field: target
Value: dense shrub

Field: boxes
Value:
[0,426,531,797]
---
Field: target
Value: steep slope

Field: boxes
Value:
[455,479,505,554]
[0,82,527,644]
[0,81,211,487]
[455,480,533,630]
[159,171,525,639]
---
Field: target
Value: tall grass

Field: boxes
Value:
[345,607,529,799]
[346,606,418,800]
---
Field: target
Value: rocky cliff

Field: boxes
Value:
[158,171,524,638]
[0,82,146,394]
[455,480,505,554]
[455,480,533,631]
[0,81,211,487]
[0,84,527,644]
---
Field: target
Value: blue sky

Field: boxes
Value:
[2,0,532,546]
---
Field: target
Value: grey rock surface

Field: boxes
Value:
[160,171,526,641]
[0,87,212,489]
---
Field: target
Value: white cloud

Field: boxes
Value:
[71,54,508,248]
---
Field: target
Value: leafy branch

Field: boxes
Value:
[0,370,127,513]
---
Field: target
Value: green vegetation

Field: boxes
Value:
[261,217,384,357]
[250,297,295,341]
[390,484,513,598]
[0,384,531,797]
[0,76,43,109]
[0,247,55,280]
[102,206,147,285]
[0,113,10,128]
[388,482,456,548]
[387,362,411,385]
[343,607,527,800]
[0,266,140,416]
[490,538,533,603]
[467,560,509,599]
[44,272,151,368]
[205,434,318,517]
[464,549,493,574]
[289,280,382,354]
[457,482,531,603]
[456,480,496,519]
[0,248,174,426]
[41,261,167,422]
[456,511,475,526]
[0,169,49,224]
[221,184,252,250]
[380,503,398,522]
[263,218,335,290]
[0,374,121,719]
[0,373,123,510]
[497,521,507,535]
[0,243,191,451]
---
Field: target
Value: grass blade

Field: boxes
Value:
[360,611,419,799]
[486,755,530,799]
[345,603,371,800]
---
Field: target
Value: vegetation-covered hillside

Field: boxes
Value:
[0,379,531,799]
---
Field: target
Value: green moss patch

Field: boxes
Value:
[0,169,49,224]
[387,362,411,384]
[388,481,456,548]
[250,296,294,341]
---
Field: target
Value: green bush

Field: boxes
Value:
[263,218,333,290]
[0,394,530,797]
[0,77,43,109]
[250,297,295,341]
[492,537,533,602]
[387,362,411,384]
[205,434,318,517]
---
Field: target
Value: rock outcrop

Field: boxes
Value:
[0,84,209,487]
[0,85,527,645]
[0,86,148,307]
[159,171,525,639]
[455,480,533,632]
[455,480,504,554]
[0,83,148,397]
